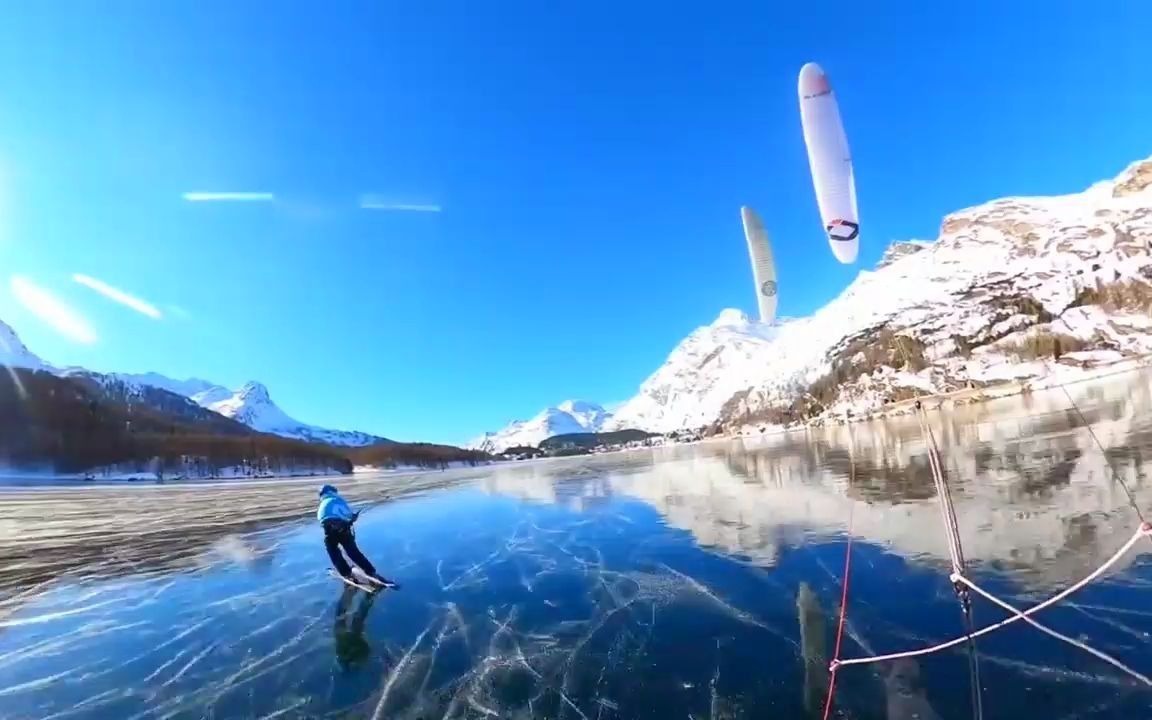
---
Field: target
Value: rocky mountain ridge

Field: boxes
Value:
[50,367,386,447]
[607,156,1152,434]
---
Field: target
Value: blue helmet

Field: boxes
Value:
[318,484,338,498]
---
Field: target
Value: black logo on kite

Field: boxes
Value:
[760,280,777,297]
[826,219,859,242]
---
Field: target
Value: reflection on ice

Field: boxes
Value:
[552,370,1152,593]
[0,373,1150,718]
[885,658,943,720]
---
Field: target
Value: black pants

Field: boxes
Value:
[323,519,378,578]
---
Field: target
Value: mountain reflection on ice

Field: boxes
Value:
[1,373,1151,719]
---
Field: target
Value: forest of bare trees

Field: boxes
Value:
[348,442,489,470]
[1,368,486,476]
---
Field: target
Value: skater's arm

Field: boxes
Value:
[335,497,358,522]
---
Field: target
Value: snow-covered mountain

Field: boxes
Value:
[189,385,236,407]
[191,380,385,447]
[609,156,1152,433]
[109,372,217,400]
[0,319,48,372]
[470,400,613,453]
[57,368,255,435]
[110,374,387,447]
[6,345,386,447]
[605,309,782,433]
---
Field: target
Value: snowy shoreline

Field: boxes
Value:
[0,465,350,487]
[732,353,1152,437]
[353,461,489,474]
[838,354,1149,420]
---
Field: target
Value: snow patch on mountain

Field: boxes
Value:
[104,372,217,399]
[610,155,1152,433]
[204,382,279,426]
[0,319,48,372]
[65,370,386,446]
[172,380,385,447]
[606,312,783,433]
[190,385,236,407]
[470,400,613,453]
[555,400,612,431]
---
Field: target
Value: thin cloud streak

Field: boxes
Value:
[166,305,192,320]
[182,192,275,202]
[9,276,98,345]
[358,195,442,213]
[73,274,163,320]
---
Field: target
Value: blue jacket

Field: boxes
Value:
[317,490,356,523]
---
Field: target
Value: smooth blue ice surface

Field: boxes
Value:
[2,381,1151,719]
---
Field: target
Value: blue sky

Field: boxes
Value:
[0,2,1149,445]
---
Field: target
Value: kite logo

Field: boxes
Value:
[826,219,859,242]
[760,280,777,297]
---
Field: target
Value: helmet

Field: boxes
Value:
[318,484,338,497]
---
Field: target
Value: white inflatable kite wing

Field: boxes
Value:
[740,206,778,325]
[798,62,859,264]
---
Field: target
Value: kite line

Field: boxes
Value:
[820,354,1152,720]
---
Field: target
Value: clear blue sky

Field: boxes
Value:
[0,2,1149,445]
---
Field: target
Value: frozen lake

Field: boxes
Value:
[2,374,1151,719]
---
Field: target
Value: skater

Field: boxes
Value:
[316,484,396,588]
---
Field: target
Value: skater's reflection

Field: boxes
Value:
[332,585,377,672]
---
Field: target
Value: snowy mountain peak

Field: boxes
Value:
[470,399,614,453]
[555,399,605,417]
[176,380,385,447]
[609,155,1152,434]
[607,309,785,433]
[236,381,272,403]
[555,400,611,433]
[712,308,751,328]
[877,240,931,269]
[0,317,384,450]
[556,399,595,413]
[55,363,386,447]
[0,319,47,372]
[190,385,234,406]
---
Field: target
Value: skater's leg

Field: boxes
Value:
[325,532,352,577]
[338,533,379,577]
